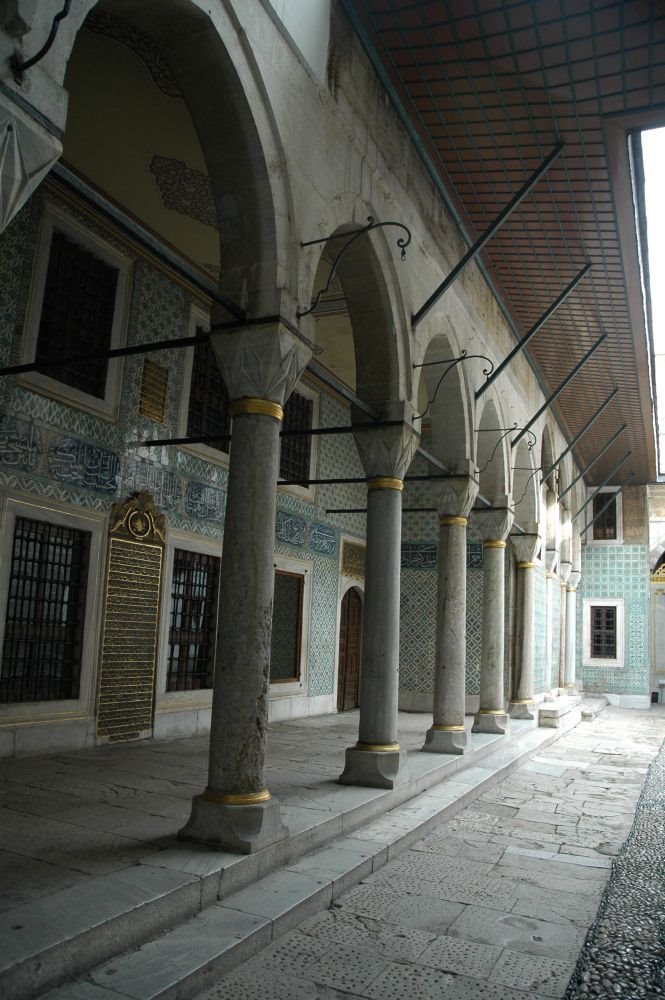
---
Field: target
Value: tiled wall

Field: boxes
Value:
[577,544,650,696]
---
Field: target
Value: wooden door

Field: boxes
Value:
[337,587,362,711]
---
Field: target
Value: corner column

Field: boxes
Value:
[340,417,419,788]
[181,323,311,853]
[472,502,513,736]
[509,526,540,720]
[565,570,581,691]
[423,470,478,754]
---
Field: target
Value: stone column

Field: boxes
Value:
[544,551,557,691]
[559,560,572,689]
[340,415,419,789]
[509,526,540,720]
[472,501,514,735]
[422,468,478,754]
[181,323,312,853]
[565,570,581,691]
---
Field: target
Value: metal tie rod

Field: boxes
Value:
[558,424,627,503]
[541,388,619,481]
[476,262,591,400]
[412,141,565,328]
[512,334,606,448]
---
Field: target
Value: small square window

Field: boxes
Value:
[21,207,131,418]
[592,492,617,540]
[166,548,220,692]
[583,598,624,667]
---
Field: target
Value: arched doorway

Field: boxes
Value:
[337,587,363,711]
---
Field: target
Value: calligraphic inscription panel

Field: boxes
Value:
[342,541,365,580]
[96,538,163,741]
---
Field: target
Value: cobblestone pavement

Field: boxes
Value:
[195,707,665,1000]
[565,723,665,999]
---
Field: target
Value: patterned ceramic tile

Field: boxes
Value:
[533,565,547,693]
[577,544,650,695]
[0,411,41,471]
[399,568,436,694]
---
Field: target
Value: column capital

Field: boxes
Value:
[353,405,420,480]
[544,548,558,574]
[475,497,514,543]
[435,469,479,520]
[511,523,540,564]
[209,321,313,406]
[559,559,573,585]
[568,569,581,590]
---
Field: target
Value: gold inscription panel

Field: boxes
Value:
[342,541,366,580]
[96,538,163,742]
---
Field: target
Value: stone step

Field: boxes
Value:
[538,694,583,728]
[581,695,610,721]
[34,709,585,1000]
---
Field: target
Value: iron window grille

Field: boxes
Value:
[592,492,617,541]
[270,570,303,683]
[590,605,617,660]
[1,517,89,703]
[280,392,313,483]
[186,326,230,451]
[35,229,119,398]
[166,548,220,691]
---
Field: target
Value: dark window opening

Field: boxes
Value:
[590,605,617,660]
[280,392,313,483]
[1,517,89,703]
[166,548,220,691]
[270,570,303,682]
[592,492,617,540]
[186,327,230,451]
[35,229,119,398]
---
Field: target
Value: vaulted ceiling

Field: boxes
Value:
[343,0,665,486]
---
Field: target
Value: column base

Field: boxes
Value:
[472,710,510,735]
[509,699,536,720]
[422,725,467,755]
[179,791,288,854]
[339,744,408,789]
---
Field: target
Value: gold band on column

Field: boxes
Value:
[546,572,556,579]
[431,724,465,732]
[511,699,533,705]
[566,586,577,592]
[202,788,272,805]
[355,741,400,752]
[517,561,536,569]
[367,477,403,492]
[483,539,506,549]
[479,709,506,715]
[229,398,284,421]
[439,515,467,527]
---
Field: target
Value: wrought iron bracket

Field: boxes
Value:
[10,0,72,84]
[414,351,493,419]
[476,424,536,475]
[298,216,411,318]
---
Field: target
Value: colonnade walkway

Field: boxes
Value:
[1,701,663,999]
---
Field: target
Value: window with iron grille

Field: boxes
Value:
[166,548,220,691]
[592,492,617,540]
[1,518,90,703]
[35,229,119,399]
[590,605,617,659]
[270,570,303,682]
[186,327,230,451]
[280,392,313,483]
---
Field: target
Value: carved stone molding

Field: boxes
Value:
[353,422,419,481]
[511,522,540,564]
[475,497,514,542]
[0,95,62,233]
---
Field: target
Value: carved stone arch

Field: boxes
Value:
[49,0,294,316]
[416,316,475,470]
[304,206,411,414]
[512,439,539,526]
[476,396,510,501]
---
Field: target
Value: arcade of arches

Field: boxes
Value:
[0,0,663,853]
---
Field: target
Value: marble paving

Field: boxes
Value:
[195,707,665,1000]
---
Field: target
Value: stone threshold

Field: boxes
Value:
[2,696,606,1000]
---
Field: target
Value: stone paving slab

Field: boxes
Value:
[189,706,664,1000]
